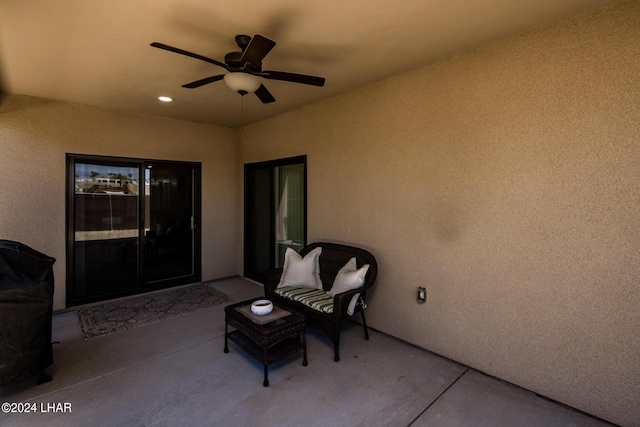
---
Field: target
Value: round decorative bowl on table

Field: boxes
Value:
[251,299,273,316]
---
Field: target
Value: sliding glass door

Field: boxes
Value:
[244,156,306,282]
[67,155,201,306]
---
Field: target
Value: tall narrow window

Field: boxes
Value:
[244,156,306,282]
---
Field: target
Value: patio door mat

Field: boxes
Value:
[76,283,231,340]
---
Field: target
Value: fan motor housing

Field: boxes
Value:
[225,51,261,71]
[224,51,244,67]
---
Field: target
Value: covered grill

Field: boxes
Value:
[0,240,55,386]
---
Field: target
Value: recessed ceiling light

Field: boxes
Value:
[158,96,173,102]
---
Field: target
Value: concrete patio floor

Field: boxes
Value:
[0,277,617,426]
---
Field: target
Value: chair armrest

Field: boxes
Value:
[332,288,362,316]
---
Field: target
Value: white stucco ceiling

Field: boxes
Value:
[0,0,618,127]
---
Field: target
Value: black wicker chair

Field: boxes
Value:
[264,242,377,361]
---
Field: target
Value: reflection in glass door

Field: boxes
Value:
[72,161,141,303]
[274,163,305,266]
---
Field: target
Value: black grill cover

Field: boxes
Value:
[0,240,55,386]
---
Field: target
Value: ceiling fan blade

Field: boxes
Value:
[182,75,225,88]
[262,71,325,87]
[240,35,276,67]
[150,42,228,70]
[254,84,275,104]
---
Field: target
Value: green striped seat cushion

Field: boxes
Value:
[275,286,334,314]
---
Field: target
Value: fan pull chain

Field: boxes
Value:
[241,94,249,137]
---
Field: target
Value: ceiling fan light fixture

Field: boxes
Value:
[224,72,261,94]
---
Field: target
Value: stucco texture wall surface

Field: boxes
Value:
[0,95,239,311]
[240,2,640,426]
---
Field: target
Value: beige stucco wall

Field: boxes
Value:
[0,94,239,311]
[239,2,640,426]
[0,1,637,424]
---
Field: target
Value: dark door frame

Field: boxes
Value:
[243,155,307,283]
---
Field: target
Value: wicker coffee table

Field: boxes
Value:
[224,298,307,387]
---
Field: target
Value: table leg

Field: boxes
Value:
[263,366,269,387]
[263,347,269,387]
[302,333,308,366]
[223,322,229,353]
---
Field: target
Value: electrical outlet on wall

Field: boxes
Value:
[417,287,426,303]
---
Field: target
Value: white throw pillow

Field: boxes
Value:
[277,247,323,289]
[328,257,369,297]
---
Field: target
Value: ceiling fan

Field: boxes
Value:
[150,34,325,104]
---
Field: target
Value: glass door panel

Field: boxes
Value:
[73,162,140,302]
[143,163,195,285]
[244,165,272,281]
